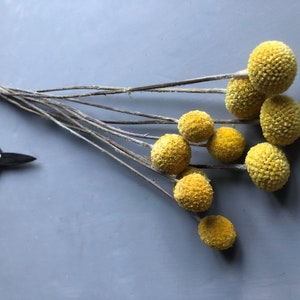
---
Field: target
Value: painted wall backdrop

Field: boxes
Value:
[0,1,299,299]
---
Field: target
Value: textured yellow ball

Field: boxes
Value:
[178,110,214,143]
[248,41,297,95]
[245,142,290,192]
[225,77,266,118]
[151,134,191,175]
[173,173,213,212]
[198,215,236,250]
[260,95,300,146]
[207,127,246,163]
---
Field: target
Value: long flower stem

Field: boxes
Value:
[33,70,246,97]
[0,86,259,129]
[3,70,247,99]
[192,164,247,171]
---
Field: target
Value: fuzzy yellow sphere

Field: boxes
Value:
[248,41,297,95]
[207,127,246,163]
[245,142,290,192]
[178,110,214,143]
[151,134,191,175]
[260,95,300,146]
[173,173,213,212]
[198,215,236,250]
[225,77,266,118]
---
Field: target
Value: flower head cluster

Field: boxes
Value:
[150,40,299,249]
[1,38,299,253]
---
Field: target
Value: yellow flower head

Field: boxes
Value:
[178,110,214,143]
[225,77,266,118]
[260,95,300,146]
[198,215,236,250]
[248,41,297,95]
[206,127,246,163]
[151,134,191,175]
[245,142,290,192]
[173,173,213,212]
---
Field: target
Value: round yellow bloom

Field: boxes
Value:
[151,134,191,175]
[206,127,246,163]
[245,142,290,192]
[178,110,214,143]
[198,215,236,250]
[248,41,297,95]
[260,95,300,146]
[225,77,266,118]
[173,173,213,212]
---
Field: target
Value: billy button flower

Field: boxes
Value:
[206,127,246,163]
[177,110,214,143]
[173,173,213,212]
[198,215,237,250]
[260,95,300,146]
[245,142,290,192]
[150,133,191,175]
[248,41,297,95]
[225,77,266,119]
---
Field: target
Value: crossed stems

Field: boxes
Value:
[7,69,247,98]
[0,71,249,203]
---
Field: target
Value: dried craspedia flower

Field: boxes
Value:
[206,127,246,163]
[177,110,214,143]
[173,173,213,212]
[248,41,297,95]
[245,142,290,192]
[225,77,266,118]
[198,215,236,250]
[151,134,191,175]
[260,95,300,146]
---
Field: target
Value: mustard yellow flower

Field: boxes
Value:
[173,173,213,212]
[198,215,236,250]
[260,95,300,146]
[178,110,214,143]
[151,134,191,175]
[225,77,266,118]
[245,142,290,192]
[206,127,246,163]
[248,41,297,95]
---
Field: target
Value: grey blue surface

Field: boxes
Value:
[0,1,300,299]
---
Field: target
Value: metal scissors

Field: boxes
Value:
[0,149,36,167]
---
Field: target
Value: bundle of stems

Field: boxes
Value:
[0,72,250,215]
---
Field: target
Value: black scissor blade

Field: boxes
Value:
[0,152,36,166]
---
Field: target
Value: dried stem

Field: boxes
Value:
[1,93,175,198]
[33,70,246,97]
[0,80,250,195]
[192,164,247,171]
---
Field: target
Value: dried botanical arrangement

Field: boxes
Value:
[0,40,299,251]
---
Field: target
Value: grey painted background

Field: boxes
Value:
[0,1,299,299]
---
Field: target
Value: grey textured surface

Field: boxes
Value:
[0,1,299,299]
